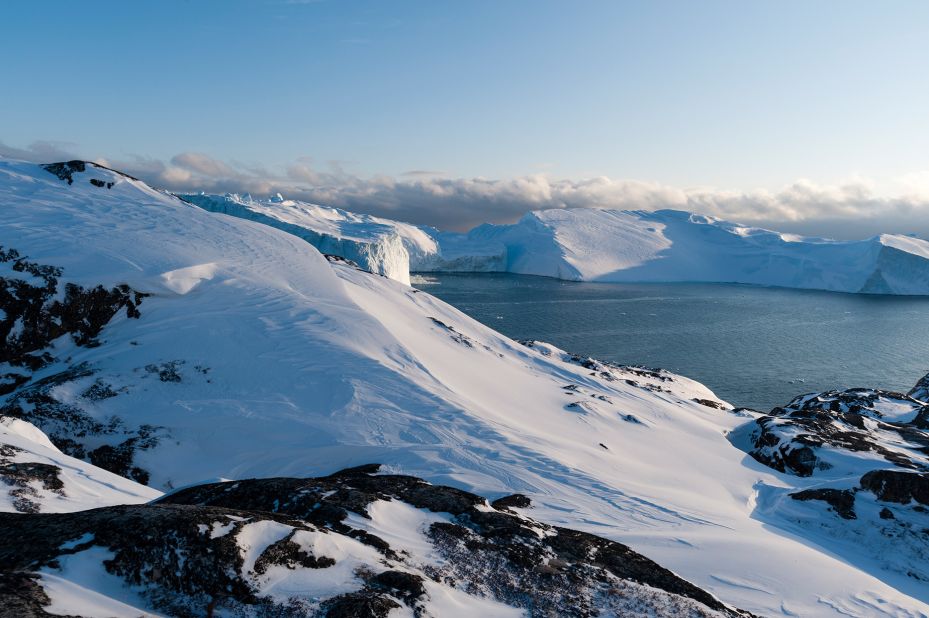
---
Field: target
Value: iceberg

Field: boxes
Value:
[449,208,929,295]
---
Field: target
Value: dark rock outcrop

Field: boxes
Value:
[789,488,857,520]
[860,470,929,506]
[0,245,146,383]
[491,493,532,510]
[0,249,161,483]
[0,465,754,618]
[740,381,929,477]
[733,374,929,585]
[0,443,65,514]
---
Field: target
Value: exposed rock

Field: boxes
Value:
[0,245,147,375]
[252,530,335,574]
[41,161,86,185]
[733,375,929,587]
[79,380,119,401]
[491,494,532,510]
[152,465,752,617]
[1,367,165,485]
[694,398,727,410]
[861,470,929,506]
[429,316,475,348]
[790,488,857,520]
[908,372,929,404]
[739,384,929,477]
[0,443,65,514]
[0,466,754,617]
[0,249,165,485]
[367,570,427,603]
[42,160,139,184]
[144,360,184,383]
[319,591,400,618]
[0,571,63,617]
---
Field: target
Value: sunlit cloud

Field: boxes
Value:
[3,141,929,238]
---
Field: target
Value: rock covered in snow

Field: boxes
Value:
[735,383,929,477]
[0,416,159,514]
[0,464,753,618]
[732,375,929,587]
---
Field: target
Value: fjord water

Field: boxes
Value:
[416,273,929,411]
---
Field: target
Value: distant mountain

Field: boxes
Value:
[1,159,927,616]
[183,193,929,295]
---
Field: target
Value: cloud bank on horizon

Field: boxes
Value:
[4,139,929,239]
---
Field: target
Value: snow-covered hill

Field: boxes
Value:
[1,159,928,616]
[462,208,929,294]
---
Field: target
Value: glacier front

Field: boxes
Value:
[182,194,929,295]
[461,208,929,295]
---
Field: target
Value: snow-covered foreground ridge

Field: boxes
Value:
[184,192,929,294]
[0,158,927,616]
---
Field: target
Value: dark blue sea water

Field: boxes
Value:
[415,273,929,411]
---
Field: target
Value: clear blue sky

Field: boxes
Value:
[3,0,929,232]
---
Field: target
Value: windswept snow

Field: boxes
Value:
[1,159,928,616]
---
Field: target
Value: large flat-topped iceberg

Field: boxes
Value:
[464,208,929,295]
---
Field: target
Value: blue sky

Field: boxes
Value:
[3,0,929,233]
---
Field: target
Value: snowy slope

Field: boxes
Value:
[461,208,929,294]
[0,416,159,513]
[1,159,928,616]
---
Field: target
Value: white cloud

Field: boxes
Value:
[4,141,929,238]
[171,152,237,178]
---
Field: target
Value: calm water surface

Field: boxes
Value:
[415,273,929,411]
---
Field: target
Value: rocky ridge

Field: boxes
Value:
[1,465,752,618]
